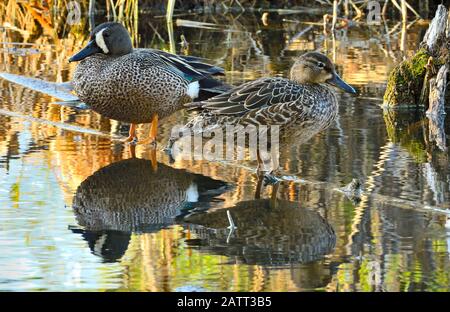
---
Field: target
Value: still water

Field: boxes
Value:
[1,10,450,291]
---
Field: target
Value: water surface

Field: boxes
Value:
[1,11,450,292]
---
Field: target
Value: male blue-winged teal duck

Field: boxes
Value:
[69,22,229,145]
[169,51,356,175]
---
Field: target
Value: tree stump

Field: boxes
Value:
[383,5,449,109]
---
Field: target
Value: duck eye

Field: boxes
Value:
[317,62,325,69]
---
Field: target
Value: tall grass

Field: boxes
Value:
[0,0,140,40]
[0,0,142,65]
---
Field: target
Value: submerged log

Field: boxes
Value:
[383,5,449,108]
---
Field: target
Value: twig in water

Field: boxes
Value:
[227,210,237,230]
[226,210,237,244]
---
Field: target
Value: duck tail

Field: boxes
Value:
[196,77,232,102]
[177,55,225,76]
[193,173,230,199]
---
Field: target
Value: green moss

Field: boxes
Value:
[410,49,429,76]
[383,48,430,107]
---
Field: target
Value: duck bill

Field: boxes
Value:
[327,73,357,94]
[69,40,101,62]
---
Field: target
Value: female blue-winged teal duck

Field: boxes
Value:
[169,51,356,175]
[184,51,356,129]
[69,22,229,145]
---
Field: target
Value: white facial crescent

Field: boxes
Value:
[95,28,109,54]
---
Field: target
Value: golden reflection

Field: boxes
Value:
[0,4,450,292]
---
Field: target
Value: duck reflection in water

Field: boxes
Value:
[181,184,336,266]
[70,149,229,262]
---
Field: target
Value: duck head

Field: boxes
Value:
[69,22,133,62]
[290,52,357,94]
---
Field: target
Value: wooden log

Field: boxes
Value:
[427,112,447,152]
[422,5,448,56]
[383,48,430,107]
[425,63,448,150]
[427,63,448,117]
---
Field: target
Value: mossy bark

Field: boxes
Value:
[383,5,449,109]
[383,48,430,107]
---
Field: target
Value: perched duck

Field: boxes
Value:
[169,52,356,173]
[69,22,229,144]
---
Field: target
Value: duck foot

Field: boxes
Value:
[136,138,157,147]
[256,168,280,186]
[163,138,178,163]
[126,137,139,145]
[164,146,176,164]
[123,123,137,144]
[338,178,363,204]
[164,137,177,151]
[263,171,281,186]
[126,137,157,148]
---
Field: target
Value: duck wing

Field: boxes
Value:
[171,54,225,76]
[140,49,231,99]
[143,49,225,80]
[191,77,303,116]
[134,49,205,81]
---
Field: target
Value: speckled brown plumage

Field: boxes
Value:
[175,52,355,147]
[73,50,194,124]
[186,77,339,132]
[70,22,229,125]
